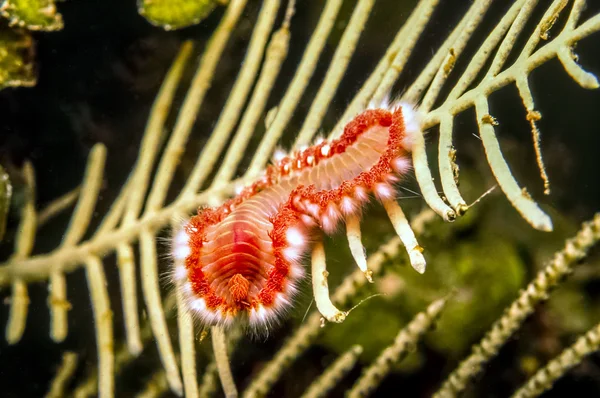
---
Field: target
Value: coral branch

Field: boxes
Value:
[116,244,142,355]
[212,1,292,186]
[146,0,248,211]
[512,319,600,398]
[46,352,78,398]
[475,97,552,231]
[335,0,441,132]
[140,229,182,395]
[345,214,372,282]
[433,213,600,398]
[411,126,457,222]
[246,0,342,177]
[348,295,449,397]
[181,0,281,196]
[301,345,363,398]
[295,0,375,147]
[312,241,347,323]
[212,326,239,398]
[6,161,36,344]
[85,255,113,398]
[175,243,199,398]
[382,198,426,274]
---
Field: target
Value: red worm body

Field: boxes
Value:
[172,103,419,329]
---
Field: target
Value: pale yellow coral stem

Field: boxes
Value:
[246,0,343,177]
[46,352,78,398]
[301,345,363,398]
[146,0,248,212]
[85,255,114,398]
[437,114,467,214]
[173,216,199,398]
[6,161,36,344]
[382,198,426,274]
[211,0,292,186]
[116,244,143,355]
[334,0,441,134]
[295,0,376,147]
[434,213,600,398]
[212,326,238,398]
[140,229,183,395]
[345,214,372,282]
[180,0,279,197]
[475,97,552,231]
[49,143,106,343]
[349,296,449,397]
[312,241,347,323]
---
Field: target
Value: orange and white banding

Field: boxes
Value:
[172,102,424,331]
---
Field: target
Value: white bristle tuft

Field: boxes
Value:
[273,148,287,162]
[368,92,392,110]
[174,229,188,246]
[398,102,424,151]
[173,245,191,260]
[307,203,321,218]
[190,298,207,312]
[274,293,291,310]
[289,263,305,280]
[249,305,268,326]
[385,174,400,183]
[234,183,245,196]
[392,156,412,174]
[340,196,357,214]
[354,186,369,203]
[283,247,301,262]
[301,214,316,227]
[325,203,341,221]
[375,182,394,200]
[174,265,188,282]
[286,227,305,248]
[181,282,192,295]
[321,215,336,234]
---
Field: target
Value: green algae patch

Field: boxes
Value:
[138,0,224,30]
[417,239,525,356]
[0,26,36,89]
[1,0,63,31]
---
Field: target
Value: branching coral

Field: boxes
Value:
[434,213,600,398]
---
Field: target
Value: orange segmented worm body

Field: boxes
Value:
[172,103,420,330]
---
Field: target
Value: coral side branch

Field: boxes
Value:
[172,103,421,330]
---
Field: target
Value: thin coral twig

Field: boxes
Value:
[433,213,600,398]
